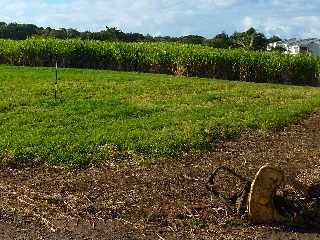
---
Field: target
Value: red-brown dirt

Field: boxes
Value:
[0,111,320,239]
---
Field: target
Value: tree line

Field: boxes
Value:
[0,22,282,51]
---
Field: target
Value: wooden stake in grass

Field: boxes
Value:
[55,61,58,100]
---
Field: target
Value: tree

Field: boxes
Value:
[48,28,68,39]
[0,23,39,39]
[206,32,231,48]
[230,28,268,50]
[0,20,284,52]
[268,35,282,43]
[178,35,205,45]
[270,46,286,53]
[251,32,268,50]
[67,28,81,38]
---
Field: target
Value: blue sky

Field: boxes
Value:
[1,0,319,39]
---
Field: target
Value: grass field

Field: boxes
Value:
[1,65,320,166]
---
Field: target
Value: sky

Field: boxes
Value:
[0,0,319,39]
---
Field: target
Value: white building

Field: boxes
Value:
[267,38,320,56]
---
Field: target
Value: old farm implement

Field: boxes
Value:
[207,165,320,228]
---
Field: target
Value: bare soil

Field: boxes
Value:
[1,111,320,239]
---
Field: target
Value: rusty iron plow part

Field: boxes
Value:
[206,165,320,227]
[206,166,251,215]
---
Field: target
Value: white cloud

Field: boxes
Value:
[240,14,320,39]
[291,16,320,38]
[0,0,228,35]
[242,16,254,31]
[0,0,319,38]
[201,0,240,7]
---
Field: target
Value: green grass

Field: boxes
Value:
[1,65,320,166]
